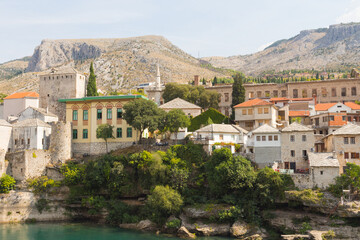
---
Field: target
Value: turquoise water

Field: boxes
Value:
[0,223,233,240]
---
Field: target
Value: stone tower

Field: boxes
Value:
[147,64,164,105]
[39,66,86,121]
[50,121,72,164]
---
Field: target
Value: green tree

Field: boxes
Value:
[0,174,15,193]
[165,109,191,142]
[123,98,165,143]
[96,123,115,153]
[86,62,99,96]
[231,73,245,120]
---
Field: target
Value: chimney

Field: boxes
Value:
[194,75,199,86]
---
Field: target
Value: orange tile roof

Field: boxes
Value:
[289,110,310,117]
[344,102,360,110]
[234,98,273,108]
[4,92,39,99]
[315,103,337,111]
[290,98,314,101]
[270,97,289,102]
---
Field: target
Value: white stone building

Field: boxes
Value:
[308,152,340,189]
[11,119,52,152]
[3,92,39,121]
[18,107,58,123]
[159,98,202,117]
[193,124,248,154]
[0,119,12,175]
[247,124,281,168]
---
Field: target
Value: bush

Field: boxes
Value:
[146,185,183,224]
[106,200,141,225]
[0,174,16,193]
[35,198,50,214]
[166,219,181,229]
[216,206,243,223]
[188,108,230,131]
[61,163,84,186]
[81,196,106,215]
[28,176,60,194]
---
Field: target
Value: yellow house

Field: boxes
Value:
[59,95,147,156]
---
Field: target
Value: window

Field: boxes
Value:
[265,91,270,97]
[293,89,298,98]
[302,135,306,142]
[342,116,346,121]
[320,171,324,175]
[302,89,307,98]
[257,91,262,98]
[312,89,317,97]
[345,152,349,159]
[351,152,360,159]
[256,136,261,141]
[344,137,349,144]
[83,110,88,121]
[290,135,295,142]
[83,129,88,139]
[341,88,347,97]
[262,136,266,141]
[73,129,78,139]
[264,108,269,114]
[73,110,78,121]
[117,128,122,138]
[127,128,132,138]
[27,138,30,145]
[330,116,334,121]
[331,88,336,97]
[117,108,122,119]
[268,135,273,141]
[249,92,254,98]
[21,139,24,145]
[302,150,307,157]
[273,90,278,97]
[224,93,229,102]
[107,108,112,120]
[281,90,287,97]
[274,135,278,141]
[219,134,224,140]
[258,108,263,114]
[242,109,247,115]
[15,139,18,145]
[351,137,356,144]
[248,109,253,115]
[352,87,357,96]
[321,88,327,97]
[291,150,295,157]
[348,116,352,121]
[97,109,102,120]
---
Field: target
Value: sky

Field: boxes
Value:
[1,0,360,63]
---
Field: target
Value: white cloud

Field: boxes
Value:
[257,42,274,52]
[336,5,360,23]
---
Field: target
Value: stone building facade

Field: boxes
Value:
[281,122,315,171]
[3,92,39,121]
[60,95,147,156]
[244,78,360,103]
[18,107,58,123]
[49,122,72,164]
[39,67,86,121]
[205,84,232,117]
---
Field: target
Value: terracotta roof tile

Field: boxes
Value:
[4,92,39,100]
[315,103,337,111]
[344,102,360,110]
[270,97,289,102]
[290,98,314,101]
[289,110,310,117]
[234,98,272,108]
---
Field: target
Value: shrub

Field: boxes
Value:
[322,230,335,240]
[299,222,312,234]
[216,206,244,223]
[81,196,106,215]
[166,219,181,229]
[61,163,84,186]
[188,108,230,131]
[35,198,50,213]
[28,176,60,194]
[146,185,183,224]
[0,174,16,193]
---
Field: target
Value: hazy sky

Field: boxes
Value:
[1,0,360,63]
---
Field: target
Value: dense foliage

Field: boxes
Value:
[0,174,16,193]
[231,73,245,120]
[86,62,99,96]
[188,108,230,131]
[328,163,360,197]
[163,109,190,141]
[162,83,220,109]
[96,123,115,153]
[58,145,294,226]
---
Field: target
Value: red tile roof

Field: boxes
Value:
[270,97,289,102]
[289,110,310,117]
[4,92,39,99]
[315,103,337,111]
[234,98,273,108]
[344,102,360,110]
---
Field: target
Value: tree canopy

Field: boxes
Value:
[123,98,166,143]
[162,83,220,110]
[231,73,245,120]
[96,123,114,153]
[164,109,191,141]
[87,62,99,96]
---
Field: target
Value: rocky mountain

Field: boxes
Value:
[0,35,230,95]
[202,23,360,75]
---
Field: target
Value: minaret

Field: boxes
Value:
[155,64,161,90]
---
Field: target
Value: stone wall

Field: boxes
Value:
[73,141,134,156]
[290,174,314,189]
[0,149,5,176]
[50,121,71,164]
[254,147,281,168]
[6,150,51,181]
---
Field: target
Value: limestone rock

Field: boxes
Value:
[136,219,157,231]
[230,220,251,237]
[194,222,230,236]
[183,204,232,219]
[177,226,196,239]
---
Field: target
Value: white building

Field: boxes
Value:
[247,124,281,168]
[18,107,58,123]
[0,119,12,151]
[193,124,248,154]
[3,92,39,121]
[308,152,340,189]
[11,119,52,152]
[159,98,202,117]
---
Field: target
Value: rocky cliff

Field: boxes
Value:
[203,22,360,75]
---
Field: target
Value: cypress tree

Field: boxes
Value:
[87,62,99,96]
[230,73,245,120]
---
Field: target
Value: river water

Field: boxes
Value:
[0,223,233,240]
